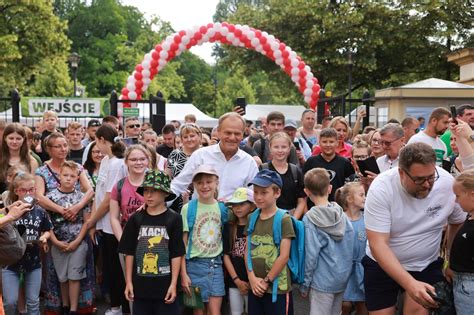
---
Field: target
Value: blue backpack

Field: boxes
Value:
[246,208,305,302]
[185,199,228,260]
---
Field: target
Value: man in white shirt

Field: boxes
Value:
[171,112,259,201]
[364,142,465,314]
[377,123,405,172]
[408,107,451,166]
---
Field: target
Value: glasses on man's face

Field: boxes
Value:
[127,124,141,129]
[402,168,439,185]
[380,137,402,147]
[49,144,68,149]
[128,157,148,163]
[15,188,36,195]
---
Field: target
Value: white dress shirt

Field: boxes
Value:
[171,144,259,201]
[376,155,399,173]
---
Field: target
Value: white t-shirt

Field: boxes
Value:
[365,167,466,271]
[95,155,127,233]
[407,132,447,166]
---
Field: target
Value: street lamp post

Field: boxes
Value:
[347,51,353,125]
[68,52,81,97]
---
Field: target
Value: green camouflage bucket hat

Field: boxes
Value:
[137,170,176,201]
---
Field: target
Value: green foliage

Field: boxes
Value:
[26,57,74,97]
[0,1,70,95]
[216,68,256,116]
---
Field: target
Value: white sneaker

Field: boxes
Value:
[104,308,122,315]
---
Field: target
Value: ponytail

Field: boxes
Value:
[335,182,362,211]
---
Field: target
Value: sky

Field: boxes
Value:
[121,0,220,64]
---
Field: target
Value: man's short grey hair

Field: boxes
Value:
[218,112,246,131]
[401,117,417,128]
[399,143,436,171]
[380,123,404,139]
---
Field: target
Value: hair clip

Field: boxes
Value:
[114,136,122,143]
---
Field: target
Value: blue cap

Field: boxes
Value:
[249,169,283,188]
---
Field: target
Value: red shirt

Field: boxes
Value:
[312,142,353,159]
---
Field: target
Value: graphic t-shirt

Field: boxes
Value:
[6,207,53,272]
[46,188,89,242]
[118,209,185,300]
[407,131,447,166]
[181,201,223,258]
[245,213,295,294]
[110,177,144,227]
[450,219,474,273]
[223,224,248,287]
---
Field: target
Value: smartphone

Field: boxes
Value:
[23,195,36,207]
[450,105,458,124]
[293,141,300,150]
[236,97,246,115]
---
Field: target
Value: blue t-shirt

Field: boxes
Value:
[46,188,89,242]
[6,206,52,273]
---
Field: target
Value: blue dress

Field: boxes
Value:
[343,214,366,301]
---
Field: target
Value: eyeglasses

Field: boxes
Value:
[353,154,369,161]
[380,137,402,147]
[15,188,36,194]
[91,150,103,155]
[371,139,381,145]
[126,124,141,129]
[128,157,148,163]
[402,168,439,185]
[49,144,69,149]
[88,122,101,127]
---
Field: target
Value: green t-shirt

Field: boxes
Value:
[245,212,295,294]
[182,201,223,259]
[440,130,453,157]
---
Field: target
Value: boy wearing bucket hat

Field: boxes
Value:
[223,187,256,315]
[118,170,185,314]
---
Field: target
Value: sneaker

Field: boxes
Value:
[104,308,122,315]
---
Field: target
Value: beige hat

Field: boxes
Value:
[192,165,219,181]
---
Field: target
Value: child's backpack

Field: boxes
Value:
[246,208,305,302]
[185,199,228,260]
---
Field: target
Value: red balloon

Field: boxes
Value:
[167,51,176,60]
[234,29,242,37]
[282,50,289,58]
[135,81,143,89]
[199,26,207,34]
[135,88,142,95]
[244,40,252,48]
[263,43,271,52]
[151,51,159,60]
[150,68,158,76]
[137,95,142,100]
[121,88,129,96]
[154,45,162,52]
[266,51,275,60]
[179,30,186,37]
[299,70,307,78]
[284,65,292,74]
[207,23,213,29]
[134,72,142,80]
[259,37,267,45]
[298,62,305,70]
[123,103,131,108]
[194,32,203,40]
[174,35,181,44]
[135,65,143,72]
[309,100,317,110]
[279,43,286,51]
[299,78,306,88]
[255,30,262,38]
[283,58,291,66]
[221,22,229,27]
[150,59,158,69]
[170,43,179,52]
[312,85,320,92]
[228,24,235,32]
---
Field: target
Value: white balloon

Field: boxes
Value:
[268,35,276,42]
[128,91,137,100]
[304,88,312,97]
[221,27,228,36]
[306,80,314,88]
[292,75,299,82]
[235,24,242,30]
[143,78,151,85]
[142,69,151,78]
[142,60,151,69]
[232,39,240,46]
[159,51,168,59]
[276,58,284,66]
[144,53,152,62]
[289,51,297,59]
[162,42,170,51]
[158,64,166,71]
[291,68,299,76]
[202,35,210,42]
[208,29,216,37]
[274,50,282,59]
[291,58,299,67]
[251,38,260,47]
[178,43,186,52]
[262,31,269,38]
[182,35,191,45]
[304,95,311,103]
[247,31,255,40]
[127,83,136,91]
[241,25,250,32]
[271,42,280,51]
[226,33,235,42]
[305,73,314,80]
[255,45,263,53]
[159,59,167,67]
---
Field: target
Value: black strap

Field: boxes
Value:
[259,138,266,162]
[45,163,61,186]
[262,162,299,186]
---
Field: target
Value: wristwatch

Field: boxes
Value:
[264,276,272,284]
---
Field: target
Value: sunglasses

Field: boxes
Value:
[127,124,141,129]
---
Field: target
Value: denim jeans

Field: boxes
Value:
[453,271,474,314]
[2,268,42,315]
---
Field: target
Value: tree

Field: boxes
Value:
[26,57,74,97]
[216,68,256,116]
[0,1,70,95]
[219,0,473,97]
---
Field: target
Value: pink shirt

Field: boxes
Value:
[312,142,353,159]
[110,177,144,227]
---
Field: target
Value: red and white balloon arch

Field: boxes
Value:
[120,22,320,111]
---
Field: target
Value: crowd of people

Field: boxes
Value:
[0,103,472,315]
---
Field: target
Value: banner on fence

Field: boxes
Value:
[21,97,110,117]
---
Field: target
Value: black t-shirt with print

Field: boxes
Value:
[6,207,53,273]
[156,144,174,158]
[68,147,85,165]
[450,219,474,273]
[303,154,355,202]
[223,224,248,287]
[118,208,185,300]
[266,162,305,211]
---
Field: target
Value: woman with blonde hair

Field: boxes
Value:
[312,116,353,158]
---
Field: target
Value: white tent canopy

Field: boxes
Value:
[243,104,307,122]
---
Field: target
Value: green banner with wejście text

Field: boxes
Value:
[21,97,110,117]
